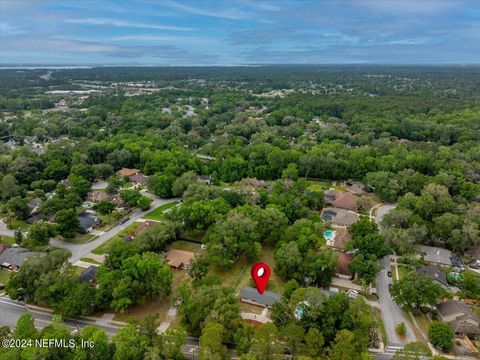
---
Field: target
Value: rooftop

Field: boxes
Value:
[166,249,195,269]
[0,247,43,268]
[416,265,448,287]
[420,245,452,266]
[240,286,281,307]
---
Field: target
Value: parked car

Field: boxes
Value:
[387,271,392,277]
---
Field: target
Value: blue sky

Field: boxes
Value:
[1,0,479,65]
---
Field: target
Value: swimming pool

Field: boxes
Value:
[323,230,335,240]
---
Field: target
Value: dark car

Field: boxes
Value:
[387,271,392,277]
[388,283,392,290]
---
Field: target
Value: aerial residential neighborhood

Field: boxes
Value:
[1,0,480,359]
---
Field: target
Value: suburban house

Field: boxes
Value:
[0,247,44,271]
[335,252,354,280]
[197,175,212,185]
[117,168,139,177]
[419,246,453,267]
[78,213,101,233]
[78,265,98,285]
[166,249,195,270]
[437,300,480,337]
[322,207,359,227]
[344,181,371,194]
[27,198,43,216]
[26,214,47,224]
[111,195,125,210]
[326,228,351,252]
[416,265,449,289]
[129,172,148,186]
[87,191,110,203]
[240,286,281,308]
[324,189,358,210]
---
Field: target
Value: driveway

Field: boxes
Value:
[374,204,396,232]
[50,195,181,263]
[0,220,14,238]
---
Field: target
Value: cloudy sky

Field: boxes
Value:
[1,0,479,65]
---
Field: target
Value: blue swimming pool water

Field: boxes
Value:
[324,230,335,240]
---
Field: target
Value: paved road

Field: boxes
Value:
[374,203,396,232]
[50,194,180,263]
[0,296,119,336]
[0,220,15,238]
[376,256,416,346]
[373,203,416,354]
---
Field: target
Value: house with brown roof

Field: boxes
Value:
[166,249,195,270]
[335,253,353,280]
[129,173,148,186]
[437,300,480,337]
[117,168,139,177]
[329,228,351,252]
[325,189,358,210]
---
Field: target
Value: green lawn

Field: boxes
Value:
[169,240,205,253]
[8,220,29,231]
[92,222,139,255]
[143,201,179,221]
[0,270,11,285]
[80,257,102,265]
[373,307,388,347]
[61,232,95,245]
[0,236,15,245]
[307,180,346,193]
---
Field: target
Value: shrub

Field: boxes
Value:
[428,321,454,352]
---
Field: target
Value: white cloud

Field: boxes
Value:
[64,17,195,31]
[162,1,250,20]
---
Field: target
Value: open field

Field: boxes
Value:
[0,236,15,245]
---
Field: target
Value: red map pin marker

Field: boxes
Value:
[251,262,271,294]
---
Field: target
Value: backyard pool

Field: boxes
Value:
[323,230,335,240]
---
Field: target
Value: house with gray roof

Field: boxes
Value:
[78,265,98,285]
[322,207,359,226]
[240,286,281,308]
[419,246,452,267]
[416,265,449,288]
[78,213,100,233]
[0,247,44,271]
[437,300,480,337]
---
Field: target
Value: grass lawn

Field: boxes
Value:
[8,220,29,231]
[0,236,15,245]
[168,240,205,254]
[143,201,179,221]
[239,302,264,315]
[0,270,12,285]
[92,222,139,255]
[307,180,346,192]
[179,230,204,243]
[80,257,102,265]
[61,232,95,245]
[211,246,285,294]
[373,307,388,348]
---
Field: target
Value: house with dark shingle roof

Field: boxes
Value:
[322,207,359,227]
[78,265,98,285]
[416,265,449,289]
[0,247,44,271]
[78,213,100,234]
[240,286,281,308]
[437,300,480,337]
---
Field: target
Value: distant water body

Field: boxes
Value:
[0,66,93,69]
